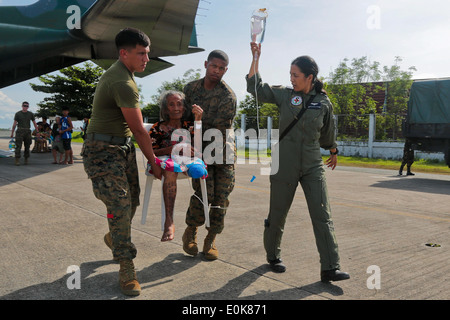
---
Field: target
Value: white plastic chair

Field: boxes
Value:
[140,123,209,230]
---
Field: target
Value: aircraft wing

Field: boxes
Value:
[0,0,203,89]
[92,57,175,78]
[79,0,203,59]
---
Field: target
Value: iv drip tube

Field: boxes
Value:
[250,8,267,135]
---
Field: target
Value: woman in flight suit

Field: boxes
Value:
[246,42,349,282]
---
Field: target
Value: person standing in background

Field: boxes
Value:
[399,139,415,176]
[60,106,73,164]
[10,101,39,165]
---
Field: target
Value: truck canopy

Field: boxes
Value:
[408,79,450,124]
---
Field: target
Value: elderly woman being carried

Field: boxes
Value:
[148,90,205,242]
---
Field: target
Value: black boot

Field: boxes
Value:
[321,269,350,283]
[268,259,286,273]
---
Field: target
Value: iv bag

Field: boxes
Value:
[250,8,268,44]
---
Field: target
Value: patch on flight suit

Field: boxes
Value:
[291,96,302,106]
[308,102,322,109]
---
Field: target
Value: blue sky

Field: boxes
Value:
[1,0,450,129]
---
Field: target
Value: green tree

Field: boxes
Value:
[150,68,201,104]
[30,62,103,119]
[141,103,161,123]
[382,56,416,114]
[235,95,279,130]
[326,57,382,115]
[326,56,415,140]
[380,57,416,140]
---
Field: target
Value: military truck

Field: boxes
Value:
[403,78,450,167]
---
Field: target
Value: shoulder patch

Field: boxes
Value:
[291,96,302,106]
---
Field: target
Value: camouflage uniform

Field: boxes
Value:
[13,111,35,160]
[15,128,32,159]
[82,139,140,260]
[399,139,415,175]
[184,78,237,234]
[82,60,142,261]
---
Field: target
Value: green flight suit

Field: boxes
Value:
[246,73,341,271]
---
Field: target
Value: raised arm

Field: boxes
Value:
[248,42,261,78]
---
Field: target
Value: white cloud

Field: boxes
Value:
[0,91,20,128]
[0,91,19,113]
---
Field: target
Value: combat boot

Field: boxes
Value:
[119,259,141,296]
[182,226,198,256]
[202,231,218,260]
[24,158,28,165]
[104,232,118,261]
[320,268,350,283]
[15,158,20,166]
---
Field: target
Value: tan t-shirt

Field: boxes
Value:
[87,60,140,137]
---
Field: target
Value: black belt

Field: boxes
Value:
[86,133,132,146]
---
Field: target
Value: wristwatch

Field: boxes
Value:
[330,148,339,155]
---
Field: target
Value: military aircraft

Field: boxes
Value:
[0,0,204,89]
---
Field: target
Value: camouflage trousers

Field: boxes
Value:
[186,164,235,234]
[82,139,140,260]
[15,128,32,159]
[401,150,414,168]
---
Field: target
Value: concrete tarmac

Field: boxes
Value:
[1,137,449,303]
